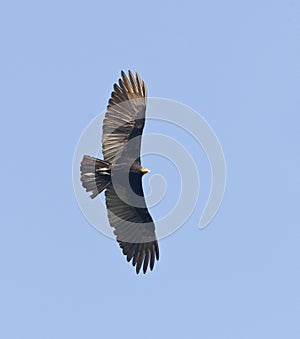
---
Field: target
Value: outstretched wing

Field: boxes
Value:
[102,70,147,164]
[105,183,159,274]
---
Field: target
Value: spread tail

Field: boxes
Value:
[80,155,111,198]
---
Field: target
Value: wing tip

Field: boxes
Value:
[118,70,146,97]
[118,240,159,274]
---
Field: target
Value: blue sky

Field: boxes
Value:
[1,1,299,338]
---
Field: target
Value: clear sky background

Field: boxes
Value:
[1,1,299,338]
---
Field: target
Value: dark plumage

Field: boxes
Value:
[80,71,159,274]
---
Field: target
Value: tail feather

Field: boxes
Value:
[80,155,111,199]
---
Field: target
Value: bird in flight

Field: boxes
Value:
[80,70,159,274]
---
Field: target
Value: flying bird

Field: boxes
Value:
[80,70,159,274]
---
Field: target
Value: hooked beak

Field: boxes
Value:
[141,167,150,174]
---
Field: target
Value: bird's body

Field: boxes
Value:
[80,71,159,274]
